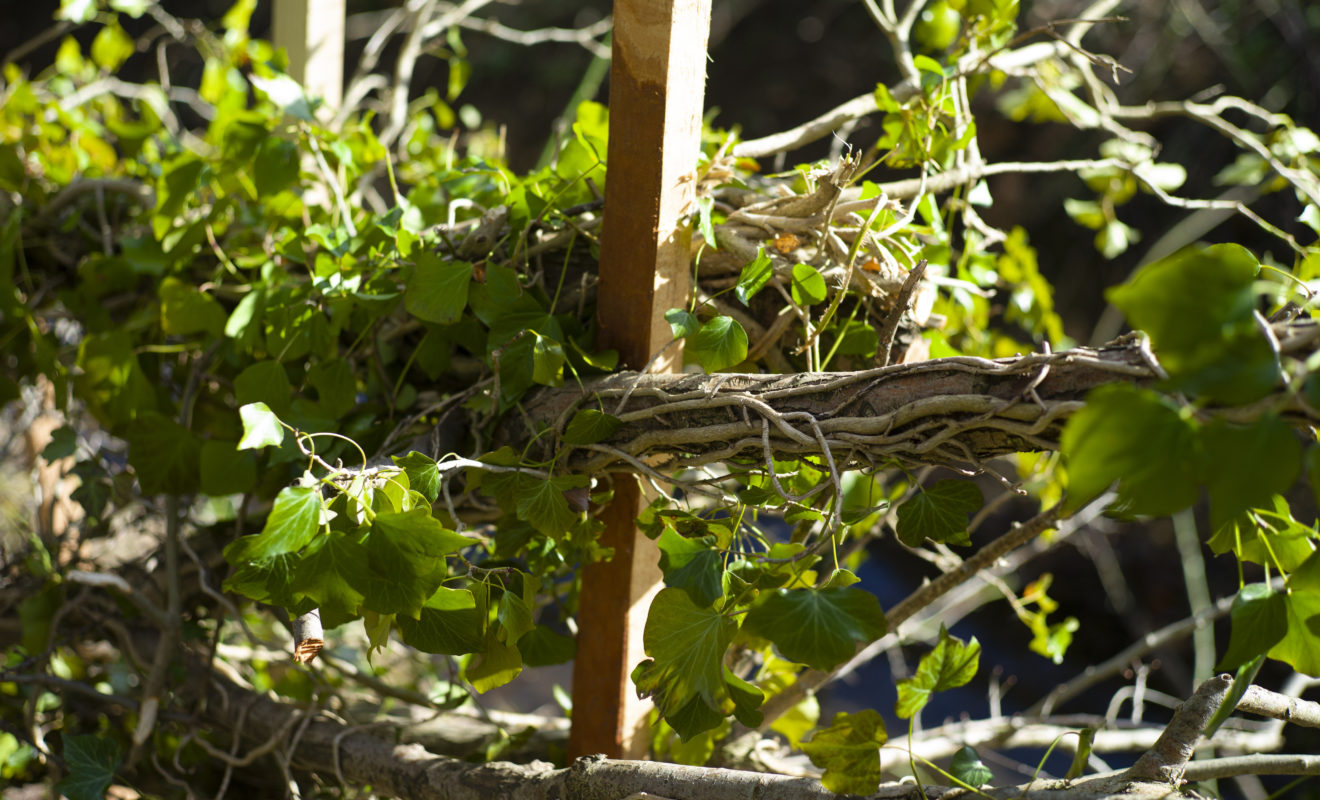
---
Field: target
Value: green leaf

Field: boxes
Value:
[397,586,485,655]
[519,625,577,666]
[291,531,368,628]
[657,529,724,607]
[127,412,201,495]
[563,409,622,445]
[1218,583,1288,672]
[41,425,77,461]
[800,710,887,796]
[517,476,583,537]
[665,307,700,339]
[895,480,983,546]
[55,734,120,800]
[199,439,257,496]
[725,668,765,728]
[249,72,314,121]
[160,276,226,337]
[466,624,523,692]
[742,587,887,670]
[497,585,537,645]
[91,21,133,71]
[1060,384,1200,516]
[307,359,356,419]
[392,451,443,504]
[153,154,205,239]
[235,360,292,417]
[238,402,285,449]
[405,254,473,324]
[531,331,566,386]
[896,626,981,718]
[1267,587,1320,676]
[689,316,748,372]
[1201,416,1302,532]
[735,247,774,304]
[253,137,300,195]
[790,263,827,305]
[75,330,157,427]
[1107,243,1277,404]
[951,745,993,787]
[353,509,469,616]
[226,486,322,562]
[632,588,735,731]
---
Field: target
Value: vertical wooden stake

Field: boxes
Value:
[569,0,712,759]
[272,0,345,111]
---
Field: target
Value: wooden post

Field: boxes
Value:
[568,0,712,759]
[272,0,345,110]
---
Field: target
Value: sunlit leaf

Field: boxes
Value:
[896,480,982,546]
[742,587,886,670]
[896,626,980,718]
[800,710,887,795]
[238,402,285,450]
[689,316,748,372]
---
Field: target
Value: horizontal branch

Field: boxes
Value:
[200,670,1265,800]
[500,325,1320,478]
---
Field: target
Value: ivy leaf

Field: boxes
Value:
[950,745,993,787]
[1201,416,1302,532]
[742,587,886,670]
[353,509,470,617]
[55,734,120,800]
[497,577,538,645]
[517,475,585,537]
[152,154,205,238]
[160,276,226,337]
[392,451,443,504]
[199,439,257,496]
[90,20,133,71]
[896,626,981,719]
[632,588,735,733]
[291,531,368,628]
[1060,384,1200,516]
[223,551,310,609]
[1217,583,1287,672]
[1267,588,1320,676]
[800,710,887,795]
[519,625,577,666]
[562,409,621,445]
[76,330,157,427]
[689,315,748,372]
[656,529,724,607]
[895,480,983,547]
[790,263,827,305]
[307,358,356,419]
[225,486,322,562]
[466,624,523,692]
[397,586,485,655]
[735,247,773,304]
[530,331,566,386]
[238,402,285,449]
[127,412,201,495]
[235,360,293,417]
[665,307,700,339]
[249,72,314,121]
[405,253,473,324]
[1107,243,1277,404]
[725,668,765,729]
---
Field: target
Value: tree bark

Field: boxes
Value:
[201,670,1216,800]
[492,323,1320,477]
